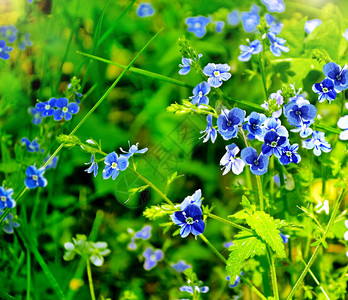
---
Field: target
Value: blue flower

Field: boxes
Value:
[226,272,243,288]
[338,115,348,140]
[180,285,209,294]
[127,237,137,250]
[171,260,191,273]
[25,165,47,189]
[279,144,301,165]
[265,14,283,34]
[215,21,225,33]
[262,131,289,158]
[227,10,240,26]
[18,33,33,50]
[28,0,34,3]
[261,0,285,13]
[217,108,246,140]
[185,16,211,38]
[203,63,231,87]
[302,131,332,156]
[0,25,18,43]
[44,155,58,170]
[312,78,336,103]
[180,189,202,210]
[35,98,57,117]
[119,142,148,159]
[53,98,79,121]
[323,62,348,91]
[220,143,245,175]
[102,152,129,180]
[136,3,155,18]
[21,137,40,152]
[242,112,267,140]
[135,225,152,240]
[171,204,205,238]
[238,39,263,62]
[200,114,217,143]
[143,247,163,270]
[0,40,13,60]
[280,232,289,243]
[241,147,269,175]
[261,90,284,118]
[261,117,288,140]
[0,187,15,209]
[224,241,233,248]
[241,7,260,32]
[29,107,43,125]
[190,82,211,105]
[85,154,98,177]
[267,33,289,56]
[0,211,19,234]
[179,57,192,75]
[305,19,322,34]
[284,100,317,128]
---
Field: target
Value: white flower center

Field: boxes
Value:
[150,254,156,261]
[45,104,51,110]
[198,91,203,98]
[62,107,68,113]
[194,23,201,29]
[214,70,220,77]
[32,175,38,181]
[314,140,321,146]
[111,162,117,169]
[1,196,6,202]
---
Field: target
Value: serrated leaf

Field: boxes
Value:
[246,211,286,258]
[226,231,266,281]
[229,210,250,220]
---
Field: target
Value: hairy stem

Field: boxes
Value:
[267,247,279,300]
[256,175,264,211]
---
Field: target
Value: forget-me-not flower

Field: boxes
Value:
[136,3,155,18]
[135,225,152,240]
[227,10,240,26]
[241,6,260,32]
[312,78,337,103]
[35,98,57,117]
[215,21,225,33]
[180,285,209,294]
[18,33,33,50]
[1,25,18,43]
[323,62,348,91]
[220,144,245,175]
[279,144,301,165]
[217,108,246,140]
[190,82,211,105]
[238,39,263,62]
[200,114,217,143]
[54,98,79,121]
[302,131,332,156]
[241,147,269,175]
[44,155,58,170]
[265,14,283,35]
[260,117,288,140]
[103,152,129,180]
[0,187,15,209]
[337,115,348,140]
[85,154,98,177]
[0,40,13,60]
[261,131,289,158]
[242,112,267,140]
[143,247,163,270]
[171,260,192,273]
[21,137,40,152]
[179,57,192,75]
[120,142,148,159]
[185,16,211,38]
[280,233,289,243]
[25,165,47,189]
[261,0,285,13]
[226,272,243,288]
[180,189,202,210]
[268,32,289,56]
[29,107,43,125]
[284,100,317,128]
[203,63,231,87]
[305,19,322,34]
[0,211,19,234]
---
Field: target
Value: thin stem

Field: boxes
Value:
[341,90,345,116]
[206,213,253,233]
[258,53,268,99]
[256,175,264,211]
[86,260,96,300]
[267,247,279,300]
[27,249,31,300]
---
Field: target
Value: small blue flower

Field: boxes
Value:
[241,9,260,32]
[171,204,205,238]
[171,260,192,273]
[242,112,267,140]
[85,154,98,177]
[323,62,348,91]
[0,187,15,209]
[18,33,33,50]
[180,189,202,210]
[143,247,163,270]
[135,225,152,240]
[217,108,246,140]
[238,39,263,62]
[284,100,317,128]
[35,98,57,117]
[25,165,47,189]
[261,117,288,140]
[227,9,240,26]
[0,39,13,60]
[215,21,225,33]
[241,147,269,176]
[190,82,211,105]
[267,32,289,56]
[280,232,289,244]
[200,114,217,143]
[0,25,18,43]
[180,285,209,294]
[303,131,332,156]
[28,0,34,3]
[265,14,283,34]
[262,131,289,158]
[203,63,231,87]
[185,16,211,38]
[305,19,322,34]
[224,241,234,248]
[44,155,58,170]
[21,137,40,152]
[127,237,137,250]
[226,272,243,288]
[220,143,245,175]
[279,144,301,165]
[103,152,129,180]
[338,115,348,140]
[0,211,19,234]
[312,78,336,103]
[29,107,43,125]
[53,98,79,121]
[261,0,285,13]
[179,57,192,75]
[136,2,155,18]
[119,142,148,159]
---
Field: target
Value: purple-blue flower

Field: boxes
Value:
[200,114,217,143]
[180,285,209,294]
[102,152,129,180]
[262,131,289,158]
[21,137,40,152]
[25,165,47,189]
[171,204,205,238]
[323,62,348,91]
[338,115,348,140]
[18,33,33,50]
[268,32,289,56]
[120,142,148,159]
[260,117,288,140]
[190,82,211,105]
[0,211,19,234]
[179,57,192,75]
[215,21,225,33]
[203,63,231,87]
[279,144,301,165]
[217,108,246,140]
[185,16,211,38]
[265,14,283,34]
[180,189,202,210]
[224,241,234,248]
[312,78,336,103]
[127,237,137,250]
[0,25,18,43]
[136,3,155,18]
[226,272,243,288]
[242,112,267,140]
[0,40,13,60]
[220,143,245,175]
[135,225,152,240]
[305,19,322,34]
[171,260,191,273]
[302,131,332,156]
[241,147,269,175]
[35,98,57,117]
[44,155,58,170]
[238,39,263,62]
[227,10,240,26]
[280,232,289,243]
[241,7,260,32]
[53,98,79,121]
[29,107,43,125]
[284,100,317,128]
[261,0,285,13]
[143,247,163,270]
[0,187,15,209]
[85,154,98,177]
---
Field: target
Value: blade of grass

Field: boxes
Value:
[0,290,16,300]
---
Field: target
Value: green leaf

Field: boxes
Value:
[280,17,307,57]
[226,231,266,281]
[246,211,286,258]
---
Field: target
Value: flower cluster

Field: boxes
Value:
[127,225,152,250]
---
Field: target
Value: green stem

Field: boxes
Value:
[256,176,264,211]
[27,249,31,300]
[258,53,268,99]
[86,260,96,300]
[206,213,253,233]
[287,188,346,299]
[341,90,345,116]
[267,247,279,300]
